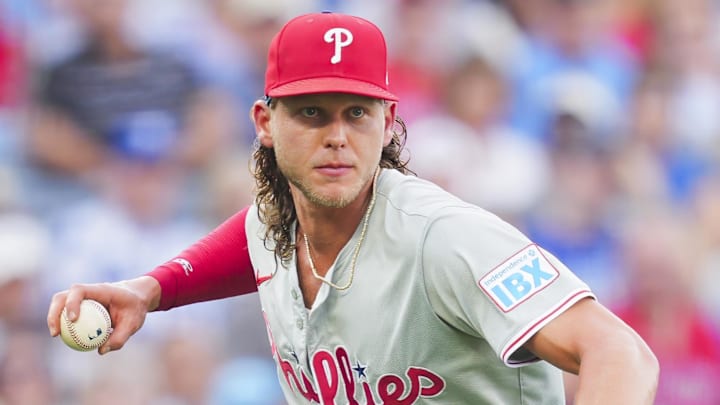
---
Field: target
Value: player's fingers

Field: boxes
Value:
[64,282,117,322]
[98,320,134,355]
[64,284,92,322]
[47,290,69,337]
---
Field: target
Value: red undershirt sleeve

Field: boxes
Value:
[146,206,258,311]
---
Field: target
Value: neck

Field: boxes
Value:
[298,170,379,292]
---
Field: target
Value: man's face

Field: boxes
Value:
[253,93,396,208]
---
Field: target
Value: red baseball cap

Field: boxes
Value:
[264,12,399,101]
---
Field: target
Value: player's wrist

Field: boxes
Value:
[118,276,162,312]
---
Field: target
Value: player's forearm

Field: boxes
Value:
[573,331,658,404]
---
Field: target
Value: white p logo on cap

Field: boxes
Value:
[324,28,353,64]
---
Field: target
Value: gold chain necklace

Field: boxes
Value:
[302,169,379,291]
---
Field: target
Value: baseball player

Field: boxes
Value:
[48,12,658,404]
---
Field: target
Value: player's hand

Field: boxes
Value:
[47,276,161,355]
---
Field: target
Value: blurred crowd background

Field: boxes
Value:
[1,0,719,404]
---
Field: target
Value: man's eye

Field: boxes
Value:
[301,107,319,117]
[350,107,365,118]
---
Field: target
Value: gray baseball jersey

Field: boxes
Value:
[246,169,594,404]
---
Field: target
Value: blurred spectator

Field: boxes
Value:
[153,332,220,405]
[408,55,550,220]
[383,0,458,124]
[613,210,720,405]
[614,71,716,207]
[0,328,56,405]
[0,167,50,336]
[524,106,622,303]
[0,168,53,405]
[644,0,720,199]
[50,342,161,405]
[25,0,233,213]
[612,71,674,212]
[0,213,49,329]
[452,1,527,76]
[504,0,643,61]
[200,149,256,225]
[505,0,639,142]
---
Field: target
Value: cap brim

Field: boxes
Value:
[267,77,399,101]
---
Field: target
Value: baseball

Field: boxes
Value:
[59,299,112,352]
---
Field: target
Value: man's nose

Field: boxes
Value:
[323,119,348,149]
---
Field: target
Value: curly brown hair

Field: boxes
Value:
[251,113,413,265]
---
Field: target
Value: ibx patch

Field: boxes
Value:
[478,244,559,312]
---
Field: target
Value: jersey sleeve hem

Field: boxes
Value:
[500,288,595,367]
[147,265,178,311]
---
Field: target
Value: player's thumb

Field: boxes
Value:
[98,325,127,355]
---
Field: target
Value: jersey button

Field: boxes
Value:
[291,289,299,300]
[296,318,304,330]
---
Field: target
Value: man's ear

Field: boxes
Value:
[383,101,398,147]
[250,100,273,147]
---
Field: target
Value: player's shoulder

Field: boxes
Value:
[378,169,525,244]
[378,169,492,220]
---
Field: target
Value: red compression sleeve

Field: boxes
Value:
[146,206,258,311]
